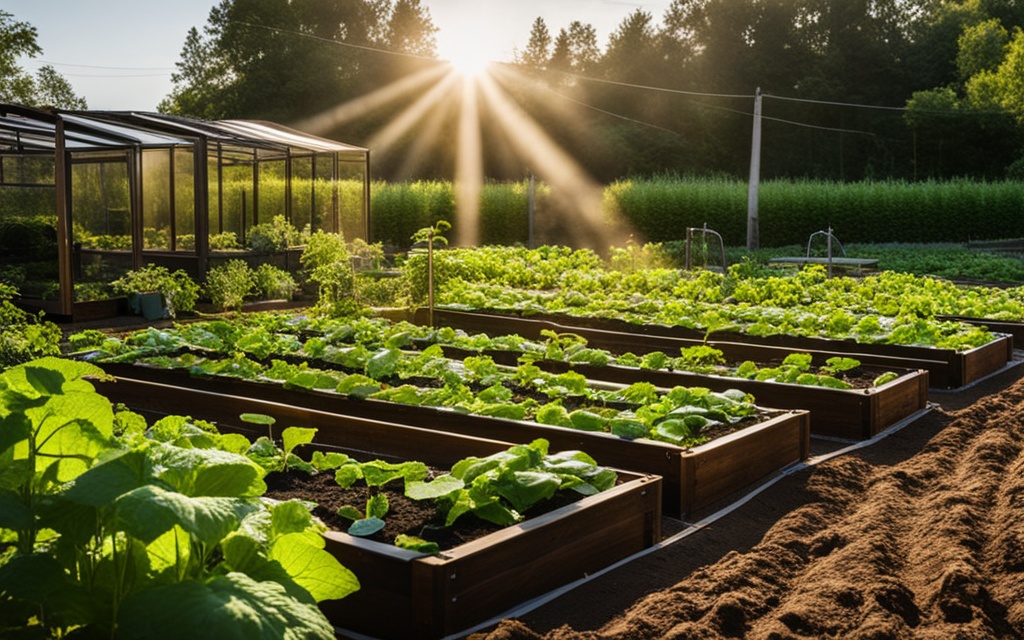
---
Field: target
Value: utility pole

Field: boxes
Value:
[747,87,762,251]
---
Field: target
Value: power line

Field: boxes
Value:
[765,93,907,112]
[35,60,175,72]
[229,20,437,61]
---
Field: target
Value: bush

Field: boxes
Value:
[0,283,61,367]
[205,259,256,311]
[300,231,357,315]
[110,264,199,317]
[253,263,297,300]
[247,215,307,252]
[354,273,409,308]
[209,231,240,251]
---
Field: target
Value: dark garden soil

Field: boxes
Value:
[471,358,1024,640]
[263,468,584,551]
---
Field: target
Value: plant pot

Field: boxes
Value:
[128,291,167,320]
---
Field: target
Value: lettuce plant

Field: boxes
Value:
[405,439,617,527]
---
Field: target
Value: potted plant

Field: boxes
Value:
[110,264,199,320]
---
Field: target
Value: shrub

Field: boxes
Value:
[300,231,356,315]
[247,215,307,252]
[0,283,61,367]
[253,263,297,300]
[209,231,240,250]
[205,259,256,311]
[110,264,199,317]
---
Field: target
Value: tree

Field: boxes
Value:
[33,65,87,110]
[966,27,1024,120]
[159,26,233,118]
[904,16,1024,178]
[0,11,87,109]
[957,18,1010,79]
[384,0,437,57]
[517,17,552,68]
[160,0,438,121]
[549,21,600,76]
[601,10,658,82]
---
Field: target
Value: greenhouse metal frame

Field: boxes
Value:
[0,104,369,319]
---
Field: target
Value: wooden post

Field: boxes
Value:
[747,87,762,251]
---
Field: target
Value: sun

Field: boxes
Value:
[438,28,496,78]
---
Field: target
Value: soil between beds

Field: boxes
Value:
[470,358,1024,640]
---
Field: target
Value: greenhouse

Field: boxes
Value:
[0,104,369,319]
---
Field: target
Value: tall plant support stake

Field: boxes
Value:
[427,234,434,327]
[747,87,763,251]
[528,172,536,249]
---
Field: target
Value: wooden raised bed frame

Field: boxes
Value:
[93,362,809,519]
[92,376,662,640]
[418,308,1011,390]
[435,345,929,441]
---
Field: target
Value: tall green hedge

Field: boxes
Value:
[367,177,1024,249]
[605,177,1024,247]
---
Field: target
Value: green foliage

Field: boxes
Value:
[0,358,357,638]
[205,259,256,311]
[301,231,358,316]
[208,230,240,250]
[248,215,308,252]
[0,12,87,108]
[0,284,62,367]
[254,263,298,301]
[406,439,617,527]
[110,264,200,317]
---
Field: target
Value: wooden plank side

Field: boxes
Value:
[685,411,808,514]
[961,335,1013,387]
[92,377,517,468]
[426,309,956,389]
[95,363,688,513]
[436,475,662,635]
[867,369,930,438]
[319,536,418,640]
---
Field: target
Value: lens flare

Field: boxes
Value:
[295,52,634,251]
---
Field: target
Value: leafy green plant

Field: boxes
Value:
[110,263,199,317]
[242,414,318,474]
[247,215,307,252]
[208,230,240,250]
[0,357,358,639]
[301,230,357,316]
[675,345,727,373]
[405,439,617,527]
[330,459,428,538]
[0,283,62,367]
[205,259,256,311]
[254,263,298,300]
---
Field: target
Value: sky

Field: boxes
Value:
[4,0,673,111]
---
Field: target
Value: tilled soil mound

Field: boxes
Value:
[474,365,1024,640]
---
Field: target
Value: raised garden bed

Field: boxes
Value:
[419,308,1010,390]
[92,362,808,519]
[437,344,928,441]
[91,375,662,640]
[939,315,1024,345]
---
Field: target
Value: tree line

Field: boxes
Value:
[3,1,1024,183]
